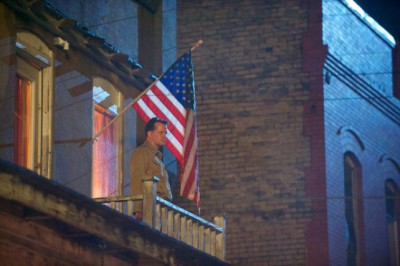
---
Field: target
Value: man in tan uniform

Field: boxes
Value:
[130,117,172,220]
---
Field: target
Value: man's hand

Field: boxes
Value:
[133,211,143,221]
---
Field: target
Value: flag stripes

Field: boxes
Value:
[181,110,199,201]
[133,51,200,209]
[135,94,184,163]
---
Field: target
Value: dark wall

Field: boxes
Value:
[177,0,319,264]
[323,0,400,264]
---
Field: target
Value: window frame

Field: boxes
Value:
[91,77,124,198]
[344,152,365,266]
[15,32,53,177]
[385,179,400,265]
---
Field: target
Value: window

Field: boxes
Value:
[344,152,365,266]
[14,75,33,168]
[15,32,53,177]
[92,78,122,198]
[385,180,400,266]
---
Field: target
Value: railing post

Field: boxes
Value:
[199,225,204,251]
[142,176,159,227]
[161,206,168,234]
[192,222,199,249]
[213,215,226,260]
[94,193,227,261]
[173,213,180,239]
[167,209,173,237]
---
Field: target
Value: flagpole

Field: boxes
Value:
[190,39,203,52]
[92,39,203,142]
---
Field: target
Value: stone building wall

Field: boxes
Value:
[323,0,400,264]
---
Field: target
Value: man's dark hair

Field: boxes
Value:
[145,117,168,135]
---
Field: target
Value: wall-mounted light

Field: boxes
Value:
[54,37,69,51]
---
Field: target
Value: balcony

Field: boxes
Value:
[94,176,226,261]
[0,159,229,265]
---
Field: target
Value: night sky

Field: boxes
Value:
[355,0,400,41]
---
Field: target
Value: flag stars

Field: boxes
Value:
[158,52,195,109]
[134,51,199,207]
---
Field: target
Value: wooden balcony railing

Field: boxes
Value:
[94,176,226,260]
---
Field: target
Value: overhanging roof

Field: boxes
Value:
[2,0,156,98]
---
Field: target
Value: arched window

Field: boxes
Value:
[385,179,400,266]
[15,32,53,177]
[344,152,365,266]
[92,77,122,198]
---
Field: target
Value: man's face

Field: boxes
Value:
[147,122,168,148]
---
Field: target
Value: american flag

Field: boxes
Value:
[133,51,200,209]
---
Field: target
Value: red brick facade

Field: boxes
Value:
[176,0,400,265]
[177,0,322,264]
[1,0,399,264]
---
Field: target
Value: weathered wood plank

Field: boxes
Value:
[167,208,174,237]
[173,212,180,239]
[214,216,226,260]
[192,222,199,249]
[0,169,230,264]
[0,172,171,264]
[161,206,168,234]
[199,225,205,252]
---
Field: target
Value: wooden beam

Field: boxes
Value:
[0,172,170,263]
[0,210,135,265]
[0,160,230,265]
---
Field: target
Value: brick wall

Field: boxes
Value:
[323,0,394,97]
[176,1,321,264]
[323,0,400,265]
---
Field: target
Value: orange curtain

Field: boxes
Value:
[93,105,119,197]
[14,75,33,170]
